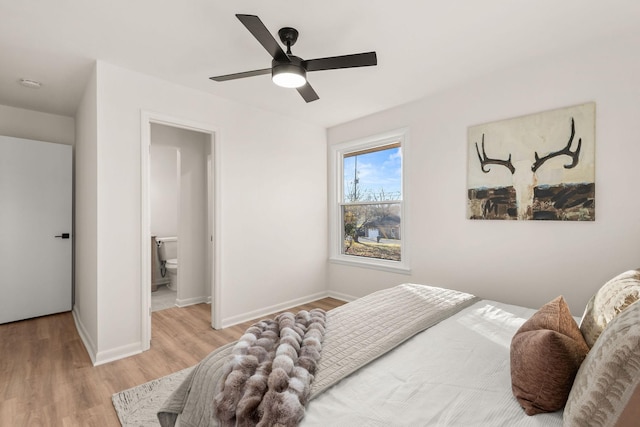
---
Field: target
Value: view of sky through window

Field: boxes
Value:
[343,145,402,202]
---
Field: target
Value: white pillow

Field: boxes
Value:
[565,299,640,426]
[579,269,640,347]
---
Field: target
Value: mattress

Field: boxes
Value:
[301,300,564,426]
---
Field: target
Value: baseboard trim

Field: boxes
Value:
[220,291,329,329]
[94,343,143,366]
[176,295,210,307]
[77,295,212,366]
[76,291,346,364]
[327,290,357,302]
[73,306,144,366]
[72,306,97,365]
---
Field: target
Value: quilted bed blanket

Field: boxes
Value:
[157,284,478,427]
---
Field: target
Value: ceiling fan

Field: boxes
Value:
[209,14,378,103]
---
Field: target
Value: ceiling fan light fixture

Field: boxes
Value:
[272,63,306,88]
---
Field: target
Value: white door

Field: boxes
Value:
[0,136,72,324]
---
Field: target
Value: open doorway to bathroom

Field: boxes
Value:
[150,144,179,311]
[140,112,221,352]
[150,124,211,309]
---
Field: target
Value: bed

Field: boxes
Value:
[158,270,640,427]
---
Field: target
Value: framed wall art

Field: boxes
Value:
[467,102,595,221]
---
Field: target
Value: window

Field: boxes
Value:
[329,128,409,272]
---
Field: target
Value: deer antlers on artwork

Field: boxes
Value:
[531,118,582,172]
[475,134,516,174]
[475,117,582,174]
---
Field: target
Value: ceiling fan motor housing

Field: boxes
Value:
[278,27,299,51]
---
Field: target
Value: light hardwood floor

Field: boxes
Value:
[0,298,345,426]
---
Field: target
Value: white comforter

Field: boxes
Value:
[159,284,479,427]
[302,300,565,426]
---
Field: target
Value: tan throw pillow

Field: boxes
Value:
[580,269,640,348]
[564,300,640,427]
[510,296,590,415]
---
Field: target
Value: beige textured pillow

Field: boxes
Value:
[564,300,640,427]
[510,296,590,415]
[580,269,640,348]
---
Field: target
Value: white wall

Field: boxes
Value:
[0,104,74,145]
[327,34,640,315]
[75,61,327,363]
[151,124,210,305]
[150,144,178,239]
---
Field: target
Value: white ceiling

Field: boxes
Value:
[1,1,639,128]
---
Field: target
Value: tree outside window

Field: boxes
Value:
[341,143,402,261]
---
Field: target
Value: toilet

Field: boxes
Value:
[165,258,178,291]
[156,236,178,291]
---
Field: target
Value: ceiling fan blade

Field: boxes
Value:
[296,82,319,103]
[303,51,377,72]
[209,68,271,82]
[236,14,289,62]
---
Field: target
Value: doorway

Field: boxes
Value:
[140,112,221,352]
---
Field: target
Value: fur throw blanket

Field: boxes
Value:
[213,309,327,427]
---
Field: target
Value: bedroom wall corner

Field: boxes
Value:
[327,33,640,315]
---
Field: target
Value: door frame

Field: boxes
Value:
[140,111,222,351]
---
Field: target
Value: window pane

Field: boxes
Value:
[343,145,402,203]
[342,203,401,261]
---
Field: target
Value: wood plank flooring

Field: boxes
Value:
[0,298,345,426]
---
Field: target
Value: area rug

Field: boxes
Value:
[112,366,193,426]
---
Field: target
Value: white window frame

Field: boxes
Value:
[328,127,410,273]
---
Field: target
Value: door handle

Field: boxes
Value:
[55,233,70,239]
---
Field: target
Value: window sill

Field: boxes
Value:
[329,256,412,275]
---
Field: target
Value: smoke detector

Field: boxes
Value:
[19,78,42,89]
